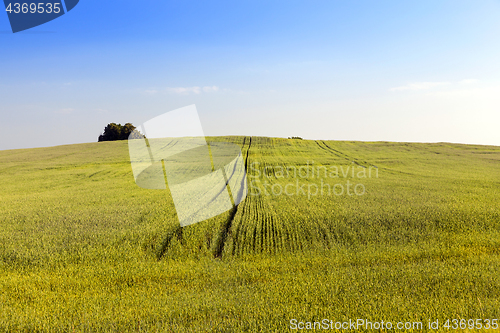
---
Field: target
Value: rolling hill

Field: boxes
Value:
[0,137,499,332]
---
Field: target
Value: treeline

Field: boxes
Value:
[98,123,145,142]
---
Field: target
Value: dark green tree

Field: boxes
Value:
[120,123,137,140]
[98,123,144,142]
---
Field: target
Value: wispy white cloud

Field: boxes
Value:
[202,86,220,93]
[142,86,222,95]
[389,81,450,92]
[167,86,201,95]
[143,89,159,95]
[166,86,220,95]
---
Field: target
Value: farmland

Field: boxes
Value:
[0,137,499,332]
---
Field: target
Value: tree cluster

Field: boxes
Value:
[98,123,144,142]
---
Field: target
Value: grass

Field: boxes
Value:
[0,137,499,332]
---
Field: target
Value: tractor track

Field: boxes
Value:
[316,140,375,168]
[213,136,252,258]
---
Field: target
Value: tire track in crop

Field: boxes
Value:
[317,141,375,168]
[228,195,250,256]
[213,206,238,258]
[318,141,419,176]
[227,138,305,255]
[247,196,268,254]
[315,140,350,162]
[257,196,273,253]
[236,197,258,255]
[213,137,252,258]
[157,226,184,260]
[229,195,290,255]
[244,136,252,172]
[157,137,252,260]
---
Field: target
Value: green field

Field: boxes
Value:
[0,137,499,332]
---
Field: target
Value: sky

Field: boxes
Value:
[1,0,500,150]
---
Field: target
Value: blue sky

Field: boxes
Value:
[1,0,500,150]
